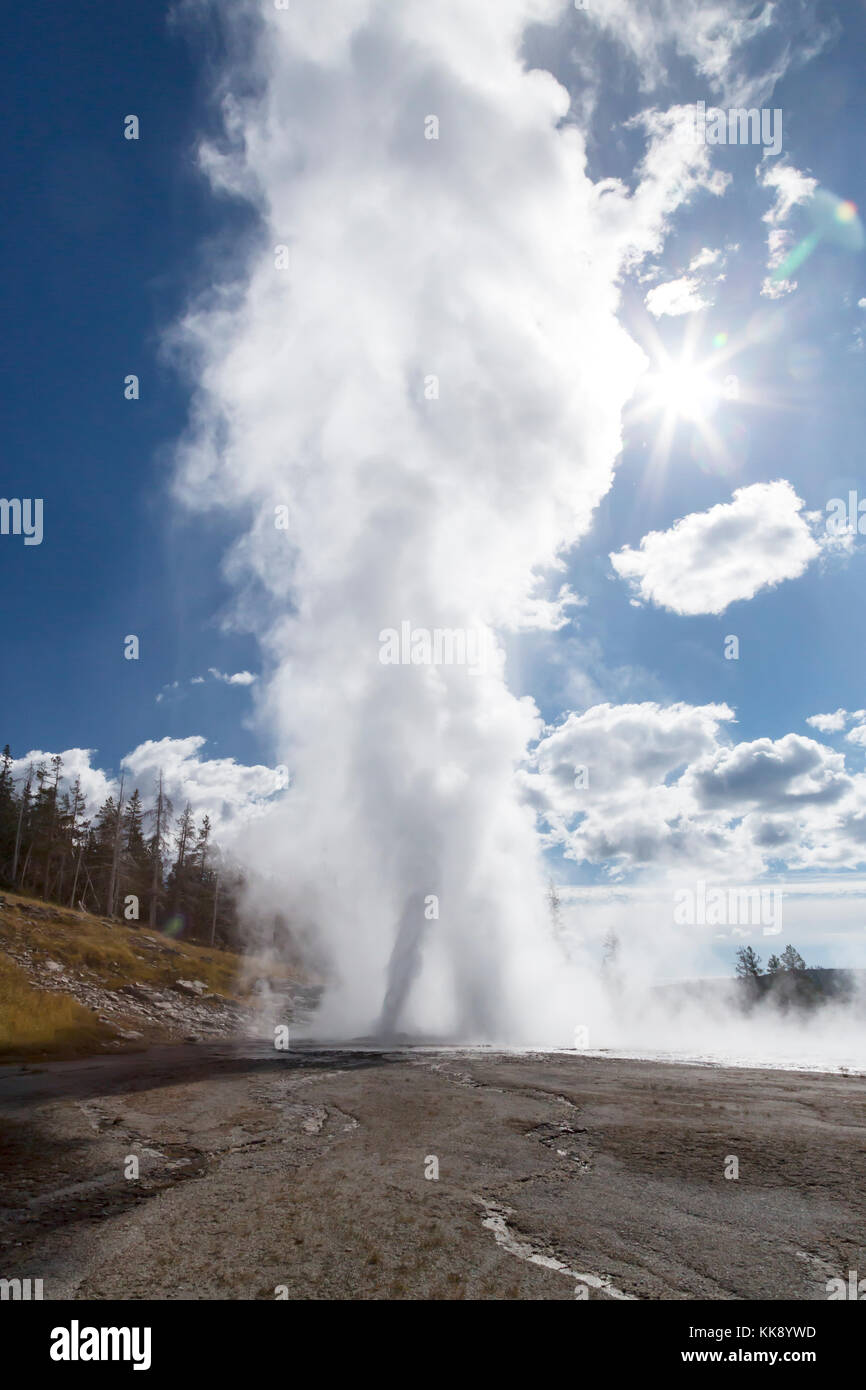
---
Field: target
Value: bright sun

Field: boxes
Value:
[643,361,719,421]
[627,322,763,483]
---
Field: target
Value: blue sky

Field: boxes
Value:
[0,0,261,770]
[3,0,866,979]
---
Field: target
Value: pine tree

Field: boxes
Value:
[0,745,17,877]
[12,763,34,886]
[105,773,126,918]
[39,754,63,898]
[66,776,90,909]
[194,814,211,876]
[173,803,195,872]
[123,789,146,857]
[0,740,239,939]
[165,803,196,931]
[735,946,763,979]
[780,944,807,972]
[88,795,119,914]
[602,930,620,969]
[145,771,173,929]
[118,788,149,922]
[546,879,561,940]
[17,759,48,891]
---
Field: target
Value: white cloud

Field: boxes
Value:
[758,162,818,297]
[584,0,836,107]
[9,739,280,841]
[807,710,850,733]
[760,161,818,225]
[688,246,721,271]
[645,275,710,317]
[8,748,117,819]
[506,583,584,632]
[761,226,797,298]
[207,668,257,686]
[644,243,731,316]
[527,703,866,880]
[121,737,277,836]
[610,481,821,615]
[156,668,258,702]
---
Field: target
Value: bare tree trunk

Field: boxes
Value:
[149,771,164,930]
[12,768,32,885]
[82,865,98,912]
[41,759,61,899]
[210,872,220,947]
[106,773,125,919]
[69,841,84,909]
[19,843,33,887]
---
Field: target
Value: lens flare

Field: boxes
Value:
[772,188,865,284]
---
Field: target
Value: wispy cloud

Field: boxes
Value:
[156,668,258,702]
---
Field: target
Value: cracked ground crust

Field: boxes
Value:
[0,1047,863,1300]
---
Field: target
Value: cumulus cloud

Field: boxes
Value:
[688,246,722,271]
[807,709,851,733]
[527,703,866,880]
[9,739,279,841]
[8,748,117,819]
[645,275,711,317]
[121,737,277,835]
[506,583,584,632]
[529,700,732,800]
[688,733,849,810]
[644,244,731,316]
[610,481,822,615]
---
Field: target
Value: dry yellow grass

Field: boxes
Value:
[0,892,298,998]
[0,951,113,1059]
[0,891,305,1060]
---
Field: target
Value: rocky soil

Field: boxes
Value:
[1,1046,863,1300]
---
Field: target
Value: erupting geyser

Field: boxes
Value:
[168,1,734,1044]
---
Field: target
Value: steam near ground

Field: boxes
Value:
[169,1,866,1072]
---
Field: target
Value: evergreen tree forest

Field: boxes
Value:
[0,745,243,947]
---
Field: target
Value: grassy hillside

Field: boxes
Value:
[0,950,114,1058]
[0,890,299,1061]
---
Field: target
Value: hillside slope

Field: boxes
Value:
[0,891,304,1060]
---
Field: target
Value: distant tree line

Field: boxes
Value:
[735,944,807,978]
[734,943,854,1009]
[0,745,244,947]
